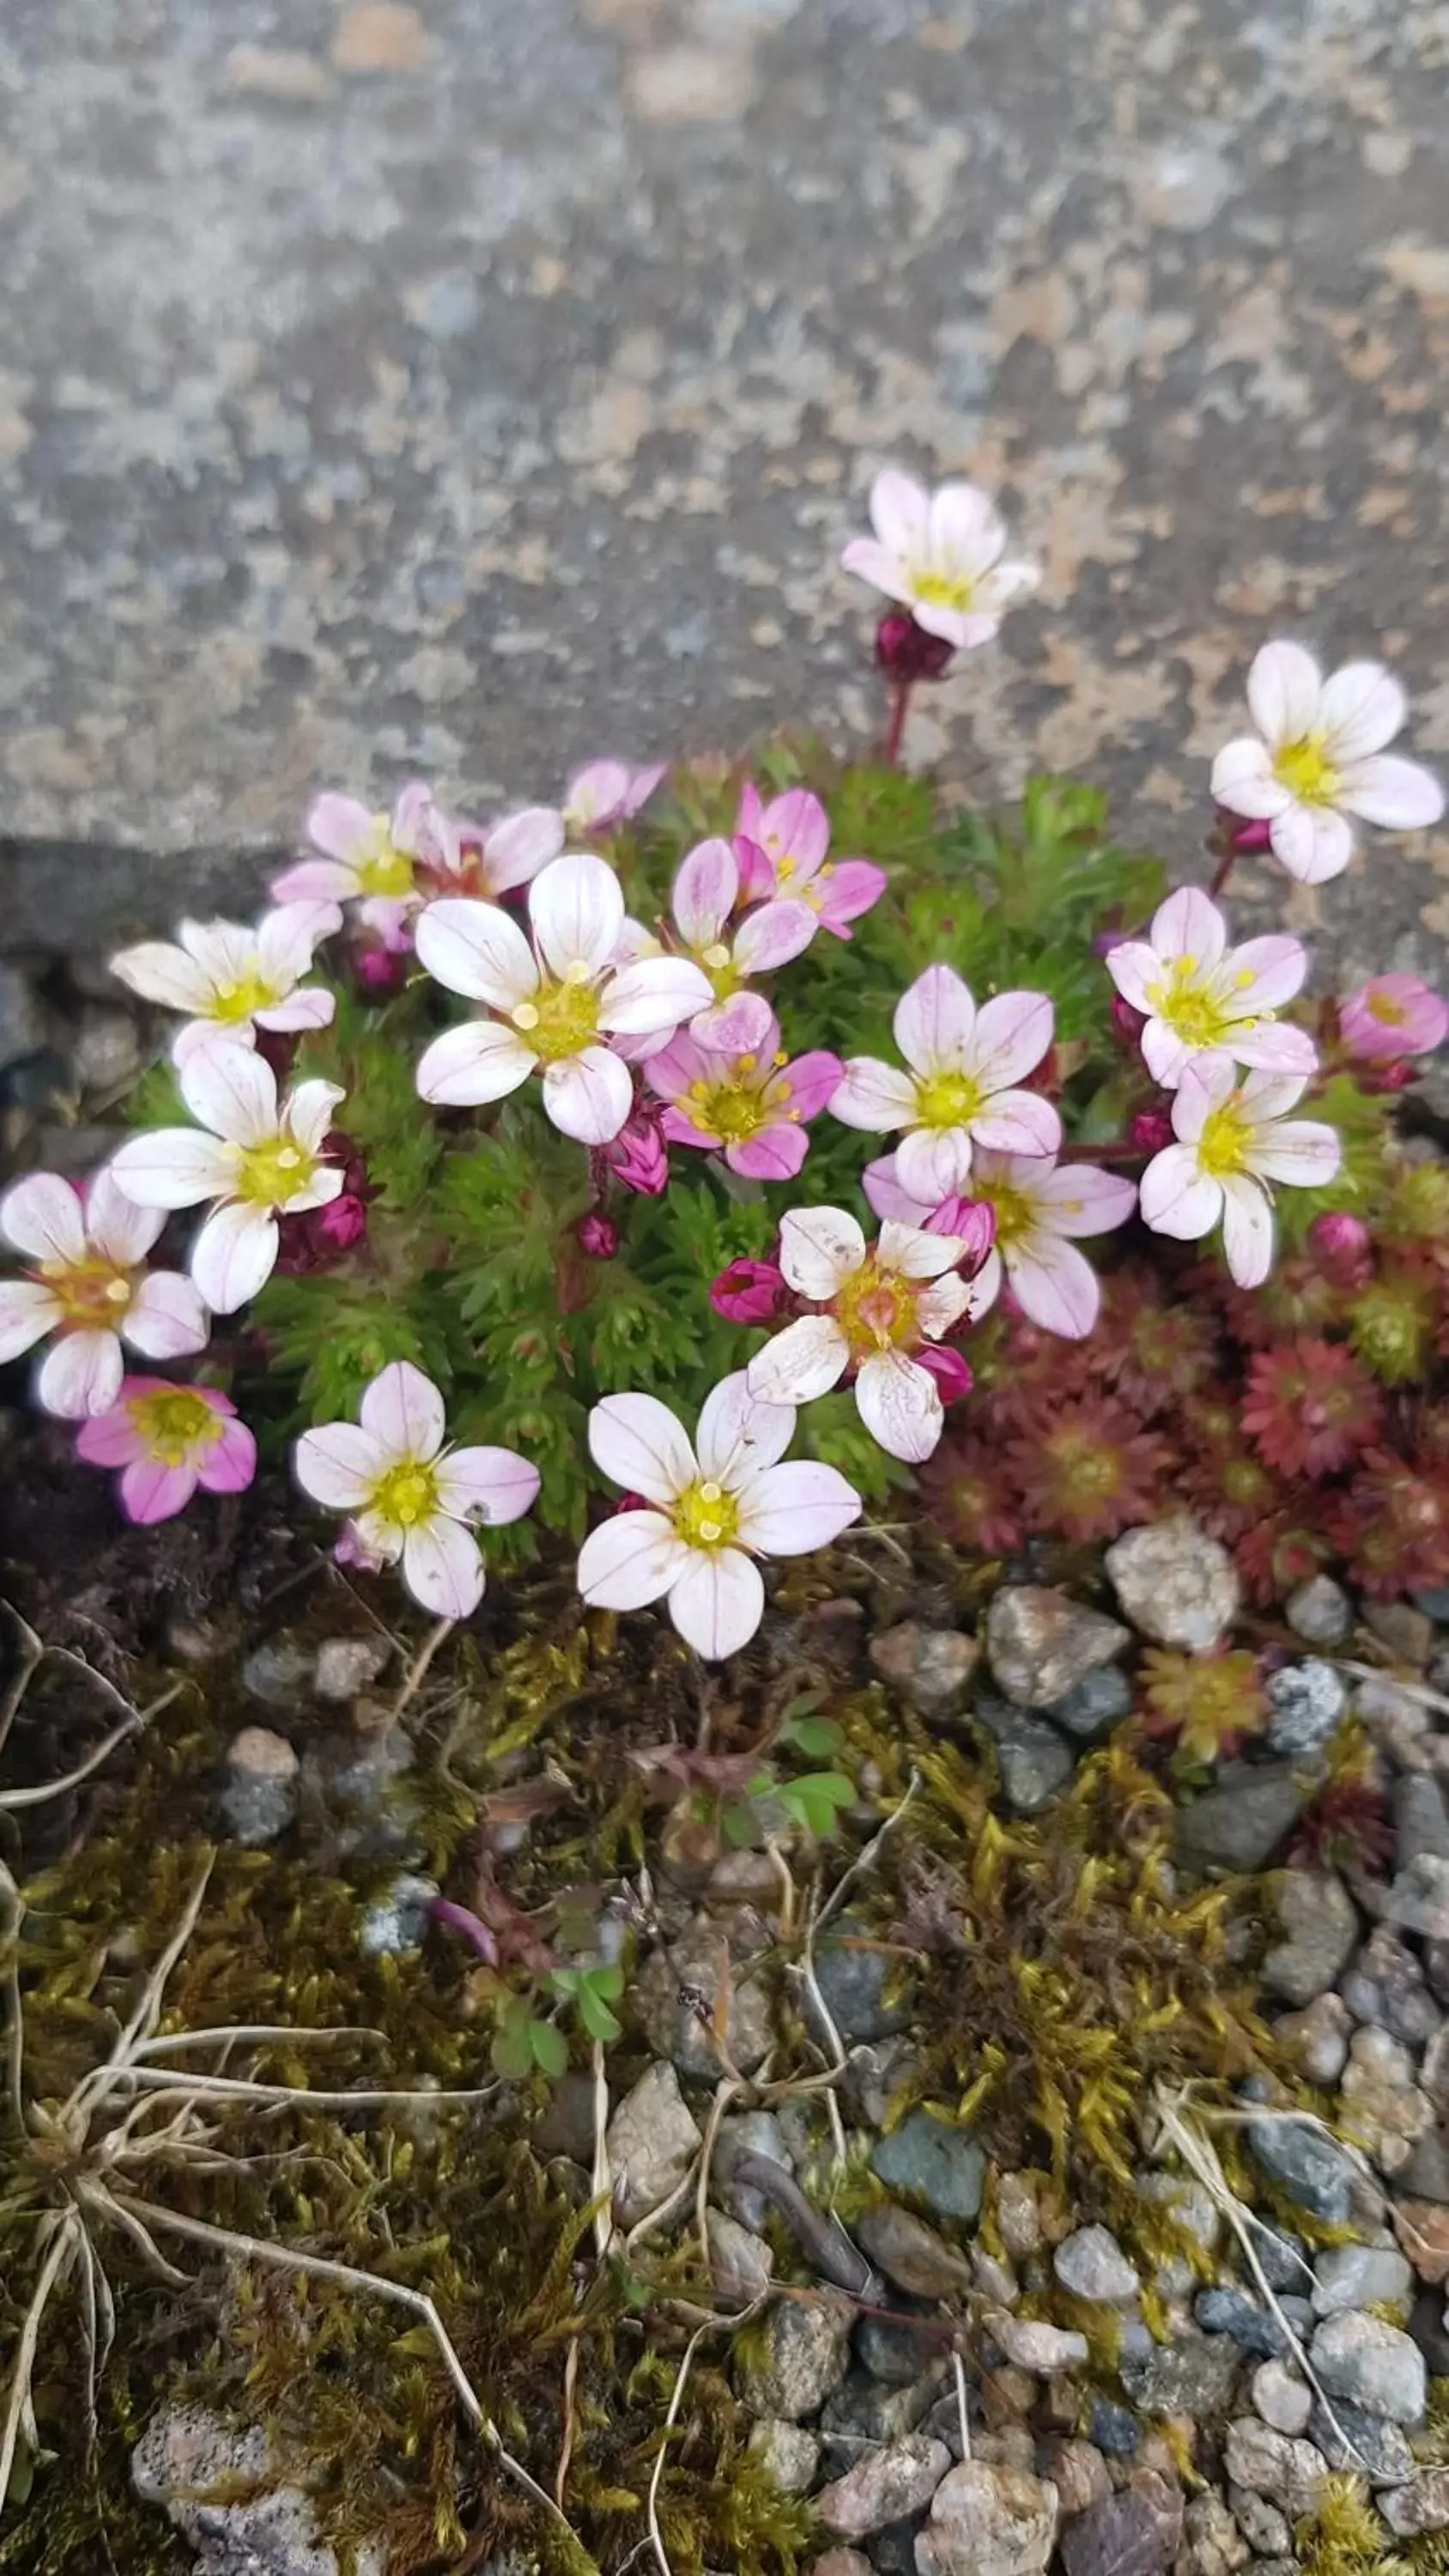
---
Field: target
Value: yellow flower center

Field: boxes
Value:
[1197,1099,1252,1180]
[673,1478,740,1551]
[687,1060,781,1144]
[127,1388,221,1465]
[41,1256,135,1323]
[1273,736,1339,807]
[1143,956,1246,1049]
[1367,991,1407,1027]
[236,1136,316,1208]
[834,1258,915,1357]
[211,970,280,1025]
[511,966,600,1062]
[369,1461,439,1531]
[913,1070,984,1131]
[912,569,974,612]
[972,1177,1033,1250]
[355,817,417,898]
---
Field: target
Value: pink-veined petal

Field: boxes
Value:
[1317,661,1406,763]
[434,1446,541,1528]
[745,1315,850,1407]
[869,466,931,555]
[256,989,336,1036]
[963,1248,1002,1321]
[1269,804,1354,884]
[894,963,974,1077]
[280,1164,345,1218]
[761,788,830,880]
[641,1030,706,1103]
[1239,1068,1310,1120]
[860,1153,932,1225]
[1002,1236,1101,1340]
[733,898,818,975]
[659,1107,718,1151]
[83,1167,165,1264]
[1030,1163,1137,1237]
[1230,1020,1319,1078]
[839,536,915,604]
[778,1206,866,1300]
[415,1020,537,1108]
[729,1125,809,1182]
[0,1279,63,1361]
[530,851,625,981]
[1216,933,1309,1015]
[402,1517,485,1619]
[930,479,1004,573]
[734,835,776,903]
[965,989,1055,1092]
[35,1327,124,1419]
[286,1078,347,1156]
[600,955,713,1036]
[108,940,212,1013]
[773,1051,842,1122]
[1219,1172,1275,1288]
[589,1393,695,1505]
[911,598,979,649]
[914,1274,973,1340]
[830,1057,919,1134]
[1138,1146,1222,1241]
[694,989,775,1054]
[895,1121,973,1205]
[361,1360,446,1465]
[543,1045,634,1144]
[672,838,737,948]
[696,1370,795,1480]
[815,859,886,929]
[1242,1116,1343,1189]
[967,1088,1062,1158]
[666,1547,764,1661]
[74,1401,148,1467]
[1210,738,1293,820]
[1141,1019,1196,1088]
[1246,640,1323,749]
[1103,939,1161,1013]
[108,1128,238,1210]
[294,1420,387,1510]
[1173,1051,1238,1141]
[415,897,537,1009]
[124,1270,210,1359]
[578,1510,688,1610]
[876,1218,969,1281]
[197,1415,258,1494]
[179,1042,277,1146]
[1151,885,1228,968]
[190,1201,278,1312]
[306,791,373,864]
[483,807,566,893]
[971,558,1039,617]
[854,1349,943,1464]
[119,1458,199,1524]
[1333,753,1446,831]
[0,1173,88,1267]
[270,855,360,905]
[564,760,630,830]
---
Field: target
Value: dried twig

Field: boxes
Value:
[389,1616,455,1725]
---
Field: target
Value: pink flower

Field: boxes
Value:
[1211,641,1445,884]
[110,903,343,1067]
[0,1167,209,1418]
[649,837,819,1043]
[608,1114,670,1196]
[841,467,1039,651]
[1104,887,1316,1089]
[294,1360,539,1619]
[709,1258,790,1325]
[864,1146,1134,1340]
[577,1371,861,1660]
[646,999,842,1182]
[733,787,886,940]
[831,963,1060,1200]
[76,1377,256,1523]
[744,1207,978,1464]
[414,853,712,1145]
[562,761,666,835]
[577,1211,620,1259]
[1139,1054,1342,1289]
[1340,974,1449,1062]
[1308,1211,1372,1286]
[271,781,450,945]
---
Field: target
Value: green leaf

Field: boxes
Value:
[577,1985,623,2044]
[779,1712,841,1760]
[530,2019,570,2079]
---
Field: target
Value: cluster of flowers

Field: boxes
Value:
[2,470,1446,1659]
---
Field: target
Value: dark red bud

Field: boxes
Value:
[874,611,955,683]
[1112,994,1148,1042]
[915,1344,973,1405]
[577,1210,620,1260]
[1128,1109,1174,1153]
[355,945,410,996]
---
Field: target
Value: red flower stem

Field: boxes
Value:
[1063,1140,1149,1163]
[882,676,912,767]
[1207,841,1237,901]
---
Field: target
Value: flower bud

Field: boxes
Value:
[609,1115,669,1197]
[709,1257,788,1325]
[577,1210,620,1260]
[1111,994,1147,1042]
[1128,1109,1174,1154]
[1308,1210,1372,1286]
[1213,808,1272,854]
[313,1192,368,1255]
[915,1344,973,1405]
[926,1195,997,1275]
[874,611,955,684]
[355,944,409,996]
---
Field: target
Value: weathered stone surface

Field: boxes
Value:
[870,1623,980,1718]
[1309,2310,1427,2425]
[1052,2224,1138,2305]
[1307,2391,1415,2481]
[1251,2360,1312,2437]
[984,2313,1088,2375]
[1262,1870,1358,2006]
[715,2110,791,2230]
[1057,2472,1184,2576]
[1245,2109,1357,2222]
[870,2111,985,2225]
[1385,1855,1449,1941]
[748,2417,820,2497]
[808,1917,912,2044]
[973,1696,1076,1814]
[1285,1577,1352,1649]
[1311,2243,1413,2318]
[1275,1991,1351,2086]
[738,2294,854,2421]
[983,1589,1127,1710]
[706,2209,773,2303]
[1380,2466,1449,2537]
[133,2403,386,2576]
[915,2462,1058,2576]
[1221,2419,1328,2518]
[1176,1766,1312,1873]
[221,1724,299,1845]
[604,2062,701,2227]
[1104,1519,1240,1653]
[1119,2330,1240,2420]
[857,2204,973,2300]
[637,1913,774,2076]
[1265,1660,1348,1759]
[816,2435,950,2537]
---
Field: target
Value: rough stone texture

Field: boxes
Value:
[1057,2473,1184,2576]
[9,0,1449,1030]
[1245,2107,1357,2223]
[973,1696,1076,1814]
[1052,2224,1139,2305]
[1311,2242,1413,2318]
[1261,1869,1359,2006]
[870,1622,980,1718]
[1284,1577,1353,1650]
[749,2416,821,2496]
[816,2434,950,2537]
[603,2060,702,2226]
[1309,2308,1427,2424]
[1251,2360,1312,2437]
[857,2202,974,2299]
[983,1588,1128,1710]
[1175,1765,1313,1874]
[1380,2466,1449,2537]
[738,2293,854,2420]
[1104,1519,1240,1653]
[637,1911,774,2076]
[221,1723,299,1845]
[915,2461,1058,2576]
[870,2108,985,2224]
[132,2403,386,2576]
[1220,2420,1328,2519]
[706,2208,774,2301]
[1119,2330,1240,2421]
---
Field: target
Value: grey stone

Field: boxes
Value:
[1307,2391,1415,2481]
[914,2462,1058,2576]
[1380,2465,1449,2537]
[312,1635,391,1702]
[1221,2419,1328,2518]
[810,2557,874,2576]
[994,2173,1042,2261]
[716,2111,792,2231]
[706,2210,773,2303]
[1246,2225,1313,2293]
[1419,1589,1449,1625]
[869,1623,980,1719]
[816,2435,949,2538]
[1085,2397,1138,2458]
[1285,1577,1353,1649]
[1192,2287,1288,2359]
[1175,1766,1312,1873]
[1119,2331,1240,2420]
[1265,1659,1348,1759]
[974,1697,1076,1814]
[1356,1674,1433,1766]
[857,2315,946,2389]
[1245,2112,1357,2223]
[1226,2487,1289,2557]
[739,2296,854,2421]
[1181,2493,1251,2576]
[605,2063,702,2228]
[132,2403,385,2576]
[1052,2225,1138,2305]
[870,2112,985,2226]
[304,1724,421,1862]
[0,964,48,1070]
[72,1003,144,1092]
[1251,2360,1312,2437]
[983,1588,1127,1710]
[637,1913,774,2078]
[1275,1991,1352,2085]
[1262,1871,1359,2006]
[822,2367,941,2448]
[1364,1601,1435,1665]
[748,2417,819,2497]
[857,2205,973,2300]
[983,2314,1088,2374]
[1040,2443,1110,2518]
[240,1634,314,1707]
[221,1724,299,1845]
[1311,2244,1413,2318]
[1340,1923,1441,2046]
[809,1918,911,2043]
[1104,1519,1240,1653]
[1135,2169,1221,2257]
[1397,1774,1449,1870]
[1398,2126,1449,2202]
[1058,2474,1185,2576]
[358,1869,438,1955]
[1051,1664,1133,1739]
[1309,2311,1426,2424]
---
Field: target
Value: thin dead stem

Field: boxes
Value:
[389,1616,455,1724]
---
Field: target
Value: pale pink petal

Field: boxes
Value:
[1219,1172,1275,1289]
[588,1393,695,1505]
[75,1404,149,1467]
[696,1370,795,1480]
[564,760,631,829]
[281,1164,345,1217]
[894,964,974,1077]
[1317,661,1405,763]
[1031,1163,1137,1236]
[119,1458,199,1523]
[599,955,713,1036]
[773,1051,842,1122]
[860,1153,932,1225]
[735,781,765,841]
[1334,753,1445,830]
[416,1020,537,1108]
[733,898,818,975]
[930,480,1003,572]
[270,856,357,904]
[971,559,1039,617]
[415,898,537,1010]
[854,1350,943,1464]
[967,1089,1062,1157]
[621,763,665,817]
[483,807,566,893]
[1210,738,1293,820]
[914,1273,972,1339]
[1173,1051,1238,1141]
[108,1129,238,1210]
[361,1360,446,1464]
[911,598,978,649]
[124,1270,210,1359]
[694,989,776,1054]
[402,1517,485,1619]
[82,1168,164,1265]
[729,1125,809,1182]
[1151,886,1228,968]
[1138,1147,1222,1241]
[530,851,625,981]
[964,1248,1002,1319]
[543,1044,634,1144]
[779,1206,866,1300]
[1002,1236,1101,1339]
[1268,805,1354,884]
[641,1030,707,1103]
[666,1548,764,1661]
[1246,640,1323,749]
[760,788,830,880]
[659,1107,718,1151]
[965,989,1055,1092]
[1242,1117,1343,1188]
[433,1445,541,1527]
[1141,1019,1195,1088]
[734,835,776,903]
[173,1017,259,1072]
[306,792,373,864]
[179,1042,278,1146]
[1231,1020,1319,1078]
[286,1078,347,1156]
[830,1058,919,1134]
[1103,939,1161,1013]
[255,900,340,983]
[256,989,336,1036]
[746,1315,850,1407]
[868,466,931,554]
[351,1509,403,1568]
[35,1327,124,1419]
[1240,1069,1310,1120]
[360,895,418,946]
[815,860,887,930]
[876,1219,969,1281]
[840,537,915,605]
[895,1122,974,1204]
[190,1201,278,1312]
[294,1420,387,1509]
[578,1510,689,1610]
[672,838,737,948]
[197,1416,258,1494]
[1216,933,1308,1015]
[109,940,212,1012]
[0,1279,63,1361]
[1,1174,88,1267]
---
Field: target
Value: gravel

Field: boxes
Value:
[1310,2244,1413,2318]
[1244,2111,1357,2222]
[983,1586,1128,1709]
[1251,2360,1312,2436]
[1052,2225,1139,2305]
[915,2460,1059,2576]
[815,2433,950,2537]
[1285,1575,1353,1646]
[221,1724,299,1845]
[1264,1659,1348,1759]
[738,2295,854,2421]
[870,2111,985,2224]
[1308,2310,1427,2425]
[1261,1870,1359,2005]
[604,2063,702,2228]
[1104,1516,1240,1652]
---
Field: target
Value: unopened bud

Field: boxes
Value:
[874,611,955,683]
[312,1192,368,1255]
[1112,994,1147,1042]
[709,1257,788,1325]
[609,1115,670,1197]
[577,1210,620,1260]
[915,1344,973,1405]
[1308,1210,1372,1285]
[355,945,409,996]
[1128,1109,1174,1153]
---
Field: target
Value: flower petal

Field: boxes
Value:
[578,1509,688,1609]
[197,1417,258,1495]
[733,899,818,975]
[0,1279,63,1361]
[416,1020,537,1108]
[434,1445,541,1527]
[190,1201,279,1312]
[600,955,713,1036]
[815,859,887,929]
[402,1516,485,1619]
[667,1548,764,1661]
[1151,885,1228,968]
[774,1051,842,1122]
[839,537,914,604]
[415,897,537,1009]
[696,1370,795,1480]
[860,1152,932,1225]
[109,1128,238,1210]
[869,466,931,555]
[589,1392,695,1505]
[967,989,1055,1094]
[729,1126,809,1182]
[361,1360,446,1464]
[967,1089,1062,1158]
[179,1042,278,1145]
[76,1402,148,1467]
[530,851,625,981]
[257,989,335,1036]
[854,1349,943,1463]
[124,1270,210,1359]
[830,1057,919,1134]
[306,792,373,864]
[895,1122,973,1204]
[109,940,212,1012]
[119,1458,199,1524]
[877,1219,969,1280]
[1141,1019,1195,1087]
[1,1173,88,1267]
[759,787,830,880]
[1030,1163,1137,1237]
[1269,805,1354,884]
[1219,1172,1275,1288]
[543,1044,634,1144]
[894,964,974,1076]
[294,1420,387,1509]
[779,1206,866,1299]
[1138,1146,1222,1241]
[1334,753,1445,831]
[745,1315,850,1407]
[930,480,1003,572]
[1318,661,1405,762]
[1217,933,1309,1014]
[1002,1236,1101,1339]
[271,855,357,904]
[673,837,737,948]
[1242,1116,1343,1189]
[1246,640,1323,748]
[35,1327,124,1419]
[76,1167,162,1266]
[1102,939,1161,1013]
[1230,1020,1319,1078]
[914,1273,972,1338]
[1210,738,1293,819]
[483,806,566,893]
[1173,1051,1238,1141]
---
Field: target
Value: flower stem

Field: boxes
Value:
[882,677,912,768]
[1207,842,1237,902]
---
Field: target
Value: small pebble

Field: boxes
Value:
[358,1871,438,1955]
[1252,2360,1312,2436]
[221,1725,299,1846]
[749,2418,819,2497]
[314,1636,391,1701]
[1052,2224,1138,2304]
[1265,1658,1347,1758]
[1311,2243,1412,2318]
[1309,2310,1426,2425]
[1285,1574,1351,1647]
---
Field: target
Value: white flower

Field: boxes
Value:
[1211,640,1446,884]
[108,1043,346,1313]
[840,467,1040,650]
[745,1207,975,1464]
[294,1360,539,1619]
[0,1167,209,1418]
[577,1371,861,1660]
[831,963,1060,1201]
[414,852,712,1145]
[1138,1053,1342,1288]
[110,902,342,1065]
[863,1146,1136,1341]
[1104,885,1317,1088]
[271,781,446,940]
